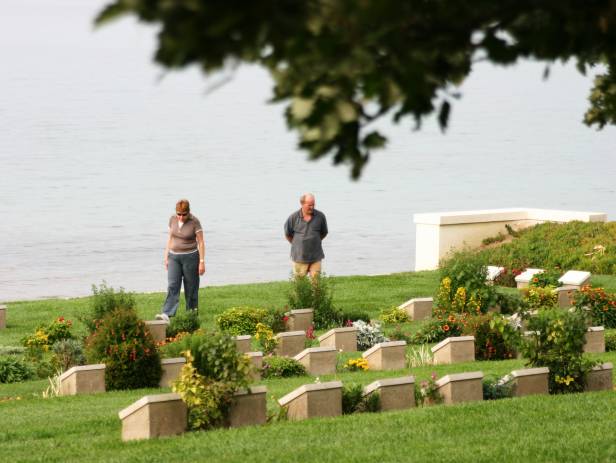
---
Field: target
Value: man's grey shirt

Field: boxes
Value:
[284,209,328,263]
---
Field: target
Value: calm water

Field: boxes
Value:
[2,1,616,302]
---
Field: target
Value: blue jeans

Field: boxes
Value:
[162,252,200,316]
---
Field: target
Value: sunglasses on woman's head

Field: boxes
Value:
[176,212,188,216]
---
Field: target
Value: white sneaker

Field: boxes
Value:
[155,313,170,323]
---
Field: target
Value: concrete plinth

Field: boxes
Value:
[362,341,407,371]
[0,305,6,329]
[118,393,187,441]
[584,326,605,353]
[59,364,106,396]
[486,266,504,285]
[286,309,314,332]
[431,336,475,365]
[228,386,267,428]
[515,268,544,289]
[556,286,578,308]
[509,367,549,397]
[318,327,358,352]
[363,376,415,411]
[233,335,252,354]
[585,362,613,392]
[245,351,263,382]
[398,298,433,321]
[160,357,186,388]
[275,330,306,357]
[145,320,168,343]
[278,381,342,421]
[435,371,483,405]
[293,347,337,375]
[558,270,591,290]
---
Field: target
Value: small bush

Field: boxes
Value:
[379,307,409,324]
[416,373,443,406]
[262,307,287,333]
[167,310,201,338]
[483,376,514,400]
[0,356,34,383]
[438,249,496,312]
[414,308,469,344]
[522,308,596,394]
[493,267,520,288]
[494,290,527,315]
[255,323,278,355]
[529,270,562,288]
[463,313,520,360]
[288,274,339,329]
[22,316,74,358]
[574,286,616,328]
[85,307,161,390]
[521,286,558,310]
[171,332,251,430]
[482,232,506,246]
[342,358,369,372]
[605,330,616,351]
[261,356,307,379]
[342,383,380,414]
[51,339,85,372]
[86,282,136,333]
[338,310,371,324]
[353,320,389,351]
[216,307,269,336]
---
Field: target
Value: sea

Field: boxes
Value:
[2,0,616,302]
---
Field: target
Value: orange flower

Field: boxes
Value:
[448,315,456,323]
[442,324,450,332]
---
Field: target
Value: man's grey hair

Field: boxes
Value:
[300,192,315,204]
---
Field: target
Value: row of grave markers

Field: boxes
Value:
[117,360,614,441]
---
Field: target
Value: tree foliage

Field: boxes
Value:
[97,1,616,178]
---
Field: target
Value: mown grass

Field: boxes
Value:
[2,271,616,462]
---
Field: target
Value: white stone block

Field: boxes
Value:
[558,270,591,288]
[515,268,544,288]
[486,266,504,282]
[398,298,433,321]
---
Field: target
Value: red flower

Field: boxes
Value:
[442,324,450,332]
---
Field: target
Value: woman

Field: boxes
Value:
[156,199,205,321]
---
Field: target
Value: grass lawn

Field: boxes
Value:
[1,271,616,462]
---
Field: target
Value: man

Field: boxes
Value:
[284,193,328,277]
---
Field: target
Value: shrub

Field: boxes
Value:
[438,249,496,312]
[522,308,596,394]
[262,307,287,333]
[415,373,443,406]
[21,316,75,364]
[288,273,339,329]
[379,307,409,324]
[85,307,161,390]
[167,310,201,338]
[529,270,562,288]
[51,339,85,372]
[605,329,616,351]
[406,344,433,367]
[482,232,506,246]
[493,267,521,288]
[463,313,520,360]
[494,290,527,315]
[216,307,269,336]
[521,286,558,310]
[255,323,278,355]
[338,310,371,324]
[574,286,616,328]
[414,308,469,344]
[353,320,389,351]
[85,282,136,333]
[171,332,251,430]
[342,383,380,414]
[0,356,34,383]
[262,356,307,379]
[483,375,514,400]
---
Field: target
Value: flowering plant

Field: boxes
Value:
[574,285,616,328]
[521,286,558,309]
[416,373,443,406]
[255,323,278,355]
[343,358,369,372]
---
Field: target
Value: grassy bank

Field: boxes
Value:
[2,271,616,462]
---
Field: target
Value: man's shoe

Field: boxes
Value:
[155,313,170,323]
